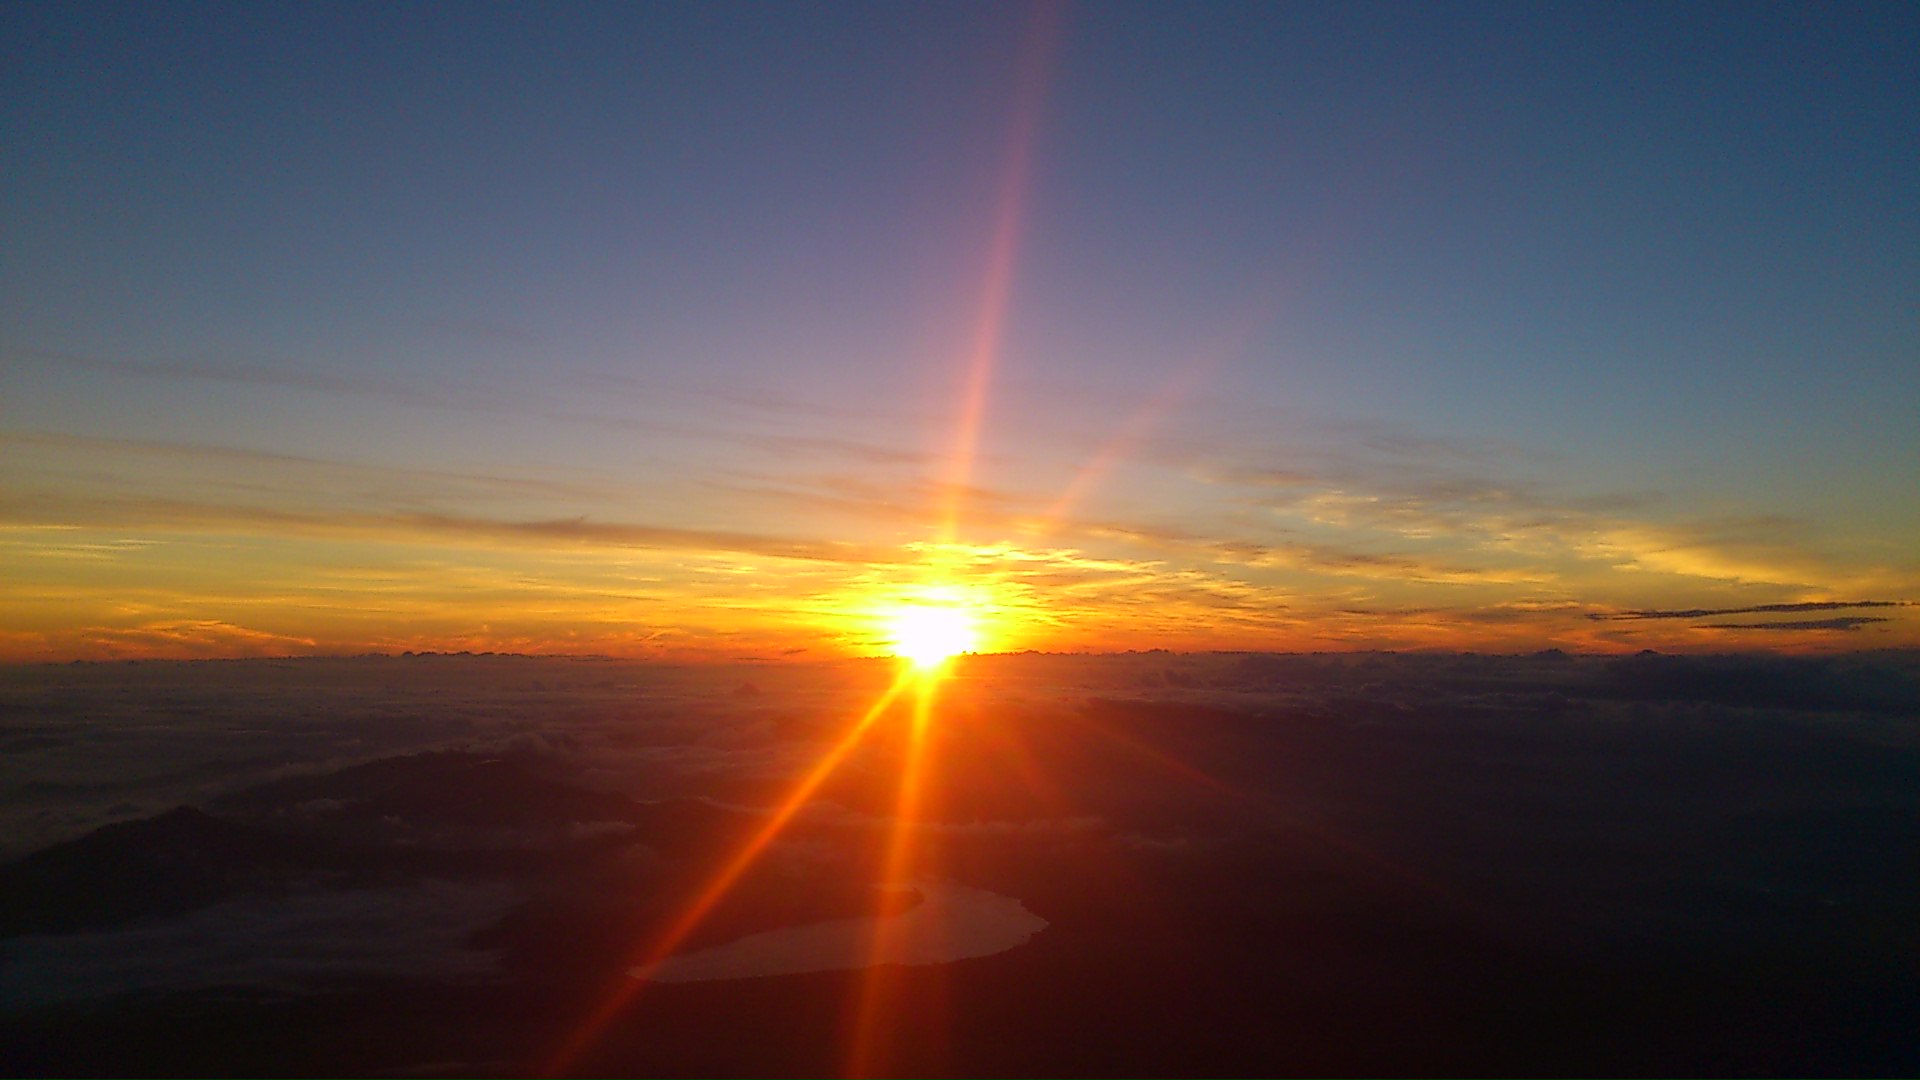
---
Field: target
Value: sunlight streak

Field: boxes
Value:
[937,2,1066,549]
[543,668,917,1076]
[846,673,943,1077]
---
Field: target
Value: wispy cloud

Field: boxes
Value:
[80,619,319,657]
[11,352,927,470]
[1704,617,1892,632]
[1215,442,1903,594]
[16,346,470,409]
[742,435,931,467]
[2,429,615,503]
[1087,522,1547,586]
[1591,601,1910,621]
[0,491,910,567]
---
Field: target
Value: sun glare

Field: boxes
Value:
[886,604,978,669]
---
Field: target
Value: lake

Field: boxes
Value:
[631,881,1047,983]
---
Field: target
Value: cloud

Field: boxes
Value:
[709,472,1042,532]
[1265,475,1890,594]
[9,367,1915,654]
[1,429,612,503]
[0,491,909,567]
[80,619,319,658]
[741,435,931,467]
[1704,617,1891,632]
[1088,522,1545,586]
[1181,420,1914,597]
[14,346,467,410]
[1591,601,1909,621]
[10,351,920,471]
[1205,537,1547,585]
[0,532,158,562]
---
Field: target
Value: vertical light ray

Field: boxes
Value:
[937,2,1067,549]
[543,667,916,1077]
[845,671,943,1078]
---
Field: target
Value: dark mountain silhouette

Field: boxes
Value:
[211,750,753,854]
[2,753,761,940]
[0,806,356,936]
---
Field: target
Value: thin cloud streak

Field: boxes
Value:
[0,492,909,567]
[2,430,615,502]
[1594,601,1910,621]
[10,351,928,471]
[1704,617,1893,632]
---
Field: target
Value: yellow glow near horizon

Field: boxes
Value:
[885,603,979,669]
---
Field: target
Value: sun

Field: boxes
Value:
[885,604,978,670]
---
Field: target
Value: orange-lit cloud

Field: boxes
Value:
[4,393,1916,661]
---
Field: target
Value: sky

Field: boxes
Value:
[2,1,1916,660]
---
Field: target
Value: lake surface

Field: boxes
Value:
[630,881,1047,983]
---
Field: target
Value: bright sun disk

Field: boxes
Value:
[885,605,978,669]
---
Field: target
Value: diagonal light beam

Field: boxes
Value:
[542,667,917,1076]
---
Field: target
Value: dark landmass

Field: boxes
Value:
[2,650,1916,1076]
